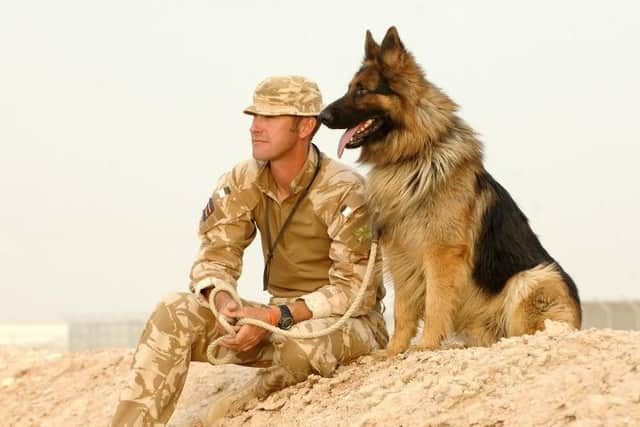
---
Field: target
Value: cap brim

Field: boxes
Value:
[243,105,320,116]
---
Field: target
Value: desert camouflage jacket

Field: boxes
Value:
[189,145,385,318]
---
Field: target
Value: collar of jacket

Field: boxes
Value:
[254,145,321,198]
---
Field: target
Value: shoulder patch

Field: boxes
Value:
[201,186,232,222]
[201,197,215,222]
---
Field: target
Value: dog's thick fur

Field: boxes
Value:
[320,27,581,356]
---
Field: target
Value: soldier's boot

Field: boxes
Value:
[204,364,308,425]
[204,377,260,425]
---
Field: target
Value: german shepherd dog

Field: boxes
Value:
[319,27,581,356]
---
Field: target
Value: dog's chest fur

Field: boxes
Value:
[364,126,483,252]
[367,163,458,251]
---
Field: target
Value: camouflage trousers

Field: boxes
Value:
[110,292,388,426]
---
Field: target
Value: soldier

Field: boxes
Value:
[110,75,388,426]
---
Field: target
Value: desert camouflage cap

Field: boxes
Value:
[243,75,323,117]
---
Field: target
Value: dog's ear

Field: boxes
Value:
[381,26,405,52]
[364,30,380,61]
[380,26,406,67]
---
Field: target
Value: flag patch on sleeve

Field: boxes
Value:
[201,198,215,222]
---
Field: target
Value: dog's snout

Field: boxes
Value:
[319,109,334,126]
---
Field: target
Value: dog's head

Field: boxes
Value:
[320,27,457,163]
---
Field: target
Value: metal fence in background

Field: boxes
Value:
[68,319,146,351]
[581,300,640,330]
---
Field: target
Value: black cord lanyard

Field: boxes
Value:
[262,144,322,290]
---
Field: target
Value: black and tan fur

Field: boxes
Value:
[320,27,581,356]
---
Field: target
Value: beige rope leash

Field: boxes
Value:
[206,239,379,365]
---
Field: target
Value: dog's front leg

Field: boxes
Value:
[383,246,423,356]
[419,245,468,350]
[387,277,421,356]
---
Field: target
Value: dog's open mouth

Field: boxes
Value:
[338,117,384,158]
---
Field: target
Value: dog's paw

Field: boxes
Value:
[416,336,442,351]
[386,341,410,357]
[440,335,466,350]
[368,349,392,360]
[441,341,465,350]
[417,328,450,350]
[405,344,436,353]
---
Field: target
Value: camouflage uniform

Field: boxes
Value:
[111,76,388,426]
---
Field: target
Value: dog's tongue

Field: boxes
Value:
[338,126,359,158]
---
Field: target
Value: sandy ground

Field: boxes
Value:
[1,321,639,427]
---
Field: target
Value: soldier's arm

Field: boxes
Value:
[189,170,258,296]
[298,182,380,318]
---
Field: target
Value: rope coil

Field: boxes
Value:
[206,239,378,365]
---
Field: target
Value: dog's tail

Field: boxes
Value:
[501,263,582,335]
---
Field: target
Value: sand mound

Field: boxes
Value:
[2,323,639,426]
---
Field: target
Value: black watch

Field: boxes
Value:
[277,304,294,330]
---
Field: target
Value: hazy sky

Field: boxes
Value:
[1,1,639,321]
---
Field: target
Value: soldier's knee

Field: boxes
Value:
[147,292,200,333]
[158,291,194,307]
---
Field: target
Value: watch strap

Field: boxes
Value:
[277,304,294,330]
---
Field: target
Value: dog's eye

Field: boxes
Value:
[355,88,369,98]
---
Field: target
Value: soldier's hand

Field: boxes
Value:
[211,290,242,335]
[218,306,273,353]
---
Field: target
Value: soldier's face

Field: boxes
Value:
[250,115,300,161]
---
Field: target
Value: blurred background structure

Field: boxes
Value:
[1,300,638,352]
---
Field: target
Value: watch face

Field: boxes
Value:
[280,316,294,330]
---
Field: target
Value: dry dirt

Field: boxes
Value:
[2,321,639,427]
